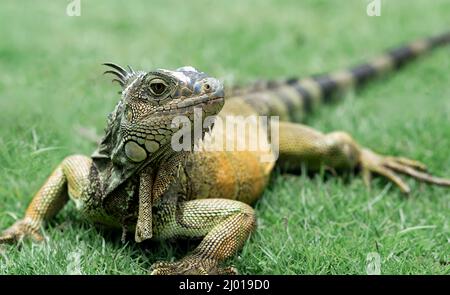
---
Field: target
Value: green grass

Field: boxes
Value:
[0,0,449,274]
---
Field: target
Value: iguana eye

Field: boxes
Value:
[148,78,168,96]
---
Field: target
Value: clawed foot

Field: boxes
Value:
[360,148,450,194]
[0,219,43,244]
[150,256,238,275]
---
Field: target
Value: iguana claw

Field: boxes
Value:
[360,148,450,194]
[149,257,238,275]
[0,219,44,244]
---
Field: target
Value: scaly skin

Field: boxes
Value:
[1,32,450,275]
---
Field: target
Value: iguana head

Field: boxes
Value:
[93,64,224,196]
[101,63,224,165]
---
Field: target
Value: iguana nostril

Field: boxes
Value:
[204,83,211,91]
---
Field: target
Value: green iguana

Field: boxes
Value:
[1,32,450,274]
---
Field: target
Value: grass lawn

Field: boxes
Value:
[0,0,449,274]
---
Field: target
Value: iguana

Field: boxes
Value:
[1,32,450,275]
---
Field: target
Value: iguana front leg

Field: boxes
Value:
[278,122,450,193]
[150,199,256,275]
[0,155,91,243]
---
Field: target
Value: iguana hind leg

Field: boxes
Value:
[150,198,255,275]
[277,121,450,193]
[0,155,92,243]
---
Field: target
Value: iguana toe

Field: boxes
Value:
[360,148,450,194]
[0,219,43,244]
[149,257,237,275]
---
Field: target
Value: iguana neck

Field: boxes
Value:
[91,140,183,198]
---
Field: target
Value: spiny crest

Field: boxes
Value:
[103,62,141,93]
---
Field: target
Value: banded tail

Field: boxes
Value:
[231,31,450,122]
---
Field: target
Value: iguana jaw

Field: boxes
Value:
[166,90,224,117]
[174,90,224,110]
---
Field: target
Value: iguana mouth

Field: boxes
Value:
[166,89,225,116]
[176,94,224,108]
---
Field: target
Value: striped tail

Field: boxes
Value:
[232,31,450,122]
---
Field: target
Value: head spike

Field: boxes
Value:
[103,63,128,76]
[112,78,125,87]
[103,70,126,81]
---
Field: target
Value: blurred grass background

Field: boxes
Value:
[0,0,449,274]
